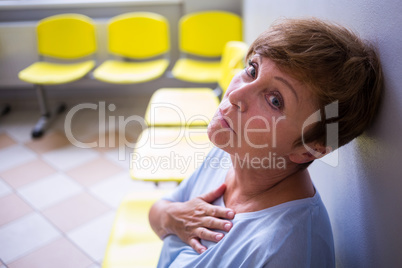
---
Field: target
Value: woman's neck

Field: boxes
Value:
[223,155,315,213]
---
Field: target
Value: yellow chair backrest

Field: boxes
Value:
[108,12,170,59]
[219,41,249,93]
[179,11,242,57]
[37,13,96,59]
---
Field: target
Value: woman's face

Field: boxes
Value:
[207,54,319,164]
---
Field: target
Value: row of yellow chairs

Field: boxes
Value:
[18,11,243,138]
[103,41,249,268]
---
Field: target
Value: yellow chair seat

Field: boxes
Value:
[130,127,214,183]
[102,191,168,268]
[145,88,219,127]
[93,59,169,84]
[171,58,221,83]
[18,60,95,85]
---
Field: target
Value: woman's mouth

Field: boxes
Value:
[218,109,233,131]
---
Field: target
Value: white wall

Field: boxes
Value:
[243,0,402,267]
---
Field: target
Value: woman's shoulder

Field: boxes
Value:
[233,191,333,238]
[226,192,334,266]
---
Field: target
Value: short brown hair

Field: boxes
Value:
[247,18,383,149]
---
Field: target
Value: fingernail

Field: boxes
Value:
[200,248,206,253]
[224,223,231,231]
[227,211,234,218]
[215,233,223,241]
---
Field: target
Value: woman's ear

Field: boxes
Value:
[288,144,332,164]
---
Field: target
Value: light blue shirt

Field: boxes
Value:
[158,147,335,268]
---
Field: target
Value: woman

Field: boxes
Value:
[149,18,383,267]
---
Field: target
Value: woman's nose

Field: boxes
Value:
[227,85,249,112]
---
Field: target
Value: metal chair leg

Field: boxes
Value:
[32,85,66,139]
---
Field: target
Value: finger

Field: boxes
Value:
[188,237,207,254]
[200,183,227,203]
[205,204,235,220]
[202,216,234,232]
[196,227,225,243]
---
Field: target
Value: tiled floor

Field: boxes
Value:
[0,100,176,268]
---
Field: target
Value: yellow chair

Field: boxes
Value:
[93,12,170,84]
[145,41,249,127]
[102,190,169,268]
[172,10,242,83]
[18,13,96,138]
[130,127,214,184]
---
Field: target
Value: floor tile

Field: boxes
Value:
[41,145,99,171]
[0,105,165,267]
[66,157,124,187]
[0,193,33,226]
[25,131,71,155]
[42,192,111,232]
[0,212,60,263]
[17,173,83,210]
[7,237,93,268]
[0,180,12,199]
[67,211,116,263]
[0,159,56,189]
[0,133,16,150]
[104,147,134,169]
[84,131,131,153]
[89,172,156,208]
[0,144,37,172]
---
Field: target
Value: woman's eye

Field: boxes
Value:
[246,61,257,78]
[267,93,283,110]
